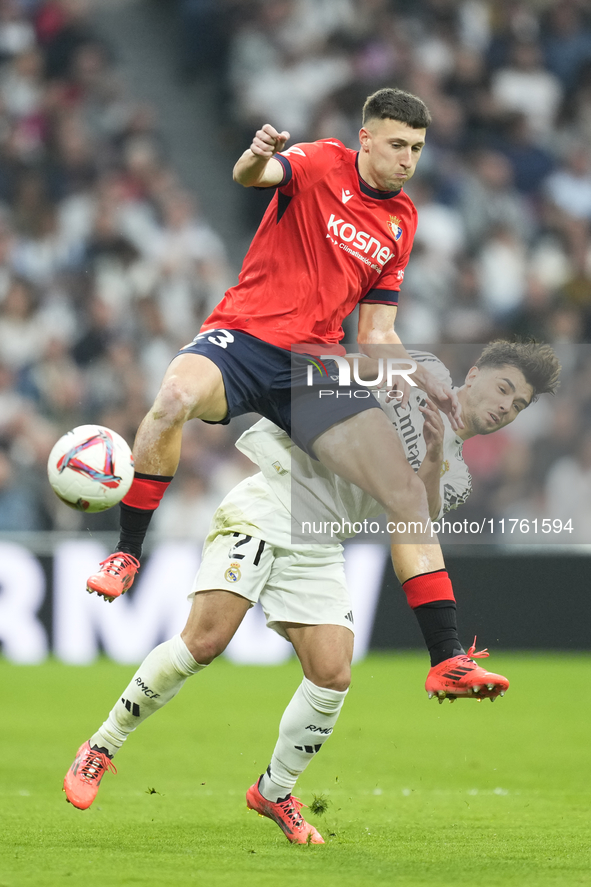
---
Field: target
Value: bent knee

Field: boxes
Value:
[153,376,197,425]
[180,630,226,665]
[312,666,351,692]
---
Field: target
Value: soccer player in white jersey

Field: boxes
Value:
[64,341,560,844]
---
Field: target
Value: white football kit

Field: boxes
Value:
[191,352,472,636]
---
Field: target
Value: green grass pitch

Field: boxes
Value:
[1,653,590,887]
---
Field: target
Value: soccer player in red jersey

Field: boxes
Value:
[87,88,467,674]
[204,127,418,349]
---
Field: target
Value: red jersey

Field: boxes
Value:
[202,139,418,349]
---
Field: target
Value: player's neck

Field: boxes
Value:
[357,152,389,192]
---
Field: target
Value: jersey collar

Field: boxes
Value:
[355,153,402,200]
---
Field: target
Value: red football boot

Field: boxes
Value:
[63,741,117,809]
[425,637,509,703]
[86,552,139,601]
[246,779,324,844]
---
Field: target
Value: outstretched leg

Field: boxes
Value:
[63,590,250,808]
[86,353,228,600]
[312,411,463,664]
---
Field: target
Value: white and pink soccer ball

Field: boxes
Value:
[47,424,134,512]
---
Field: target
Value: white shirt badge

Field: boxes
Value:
[341,189,353,204]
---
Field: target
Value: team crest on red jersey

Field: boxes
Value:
[387,215,403,241]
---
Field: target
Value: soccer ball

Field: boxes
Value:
[47,424,134,512]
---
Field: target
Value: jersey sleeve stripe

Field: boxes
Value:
[275,154,292,186]
[359,289,399,305]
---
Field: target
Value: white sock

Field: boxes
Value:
[90,635,206,757]
[259,676,348,802]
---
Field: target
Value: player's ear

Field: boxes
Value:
[464,366,479,386]
[359,127,371,150]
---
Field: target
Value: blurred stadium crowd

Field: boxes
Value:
[2,0,591,543]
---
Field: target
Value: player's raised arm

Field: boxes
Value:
[233,124,290,188]
[357,303,463,430]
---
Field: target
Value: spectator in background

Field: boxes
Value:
[545,302,585,344]
[477,226,528,324]
[177,0,229,80]
[0,45,44,119]
[545,427,591,542]
[399,177,465,334]
[510,275,560,343]
[38,0,97,81]
[45,113,98,199]
[544,143,591,270]
[0,448,39,529]
[27,335,83,425]
[442,257,495,343]
[0,361,26,431]
[238,41,353,143]
[147,187,231,334]
[543,1,591,92]
[443,45,500,149]
[494,112,555,196]
[0,221,15,299]
[556,59,591,150]
[492,40,563,141]
[457,149,533,250]
[0,0,35,61]
[0,276,44,371]
[490,439,538,528]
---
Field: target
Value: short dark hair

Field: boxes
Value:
[362,87,432,129]
[475,339,561,401]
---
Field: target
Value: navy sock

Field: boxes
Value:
[117,503,155,560]
[413,601,464,666]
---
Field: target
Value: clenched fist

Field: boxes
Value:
[250,124,290,158]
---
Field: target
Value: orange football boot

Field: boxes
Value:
[63,741,116,809]
[425,637,509,703]
[86,552,140,601]
[246,779,325,844]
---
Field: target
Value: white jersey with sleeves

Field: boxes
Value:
[383,350,472,517]
[228,351,472,545]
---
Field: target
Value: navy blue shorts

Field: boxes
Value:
[178,329,381,457]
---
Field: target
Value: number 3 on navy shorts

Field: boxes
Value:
[192,329,235,349]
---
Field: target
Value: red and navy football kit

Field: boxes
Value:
[180,139,418,454]
[203,138,417,348]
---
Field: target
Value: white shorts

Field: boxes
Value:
[190,531,354,640]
